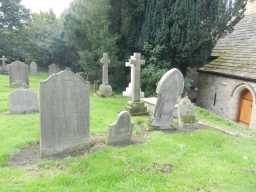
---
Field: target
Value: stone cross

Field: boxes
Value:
[130,53,145,103]
[123,59,134,94]
[100,53,110,85]
[0,56,7,70]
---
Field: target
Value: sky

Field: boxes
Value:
[21,0,74,16]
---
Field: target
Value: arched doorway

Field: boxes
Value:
[237,89,253,126]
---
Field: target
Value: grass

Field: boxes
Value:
[0,73,256,192]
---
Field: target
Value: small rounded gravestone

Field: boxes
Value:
[177,96,198,131]
[107,111,133,146]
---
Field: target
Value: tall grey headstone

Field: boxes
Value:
[152,68,184,129]
[98,53,113,97]
[48,64,61,76]
[30,61,38,75]
[9,89,39,114]
[40,70,90,158]
[107,111,133,146]
[9,61,29,88]
[127,53,147,115]
[0,56,8,72]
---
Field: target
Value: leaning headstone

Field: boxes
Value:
[0,56,8,73]
[126,53,147,115]
[107,111,133,146]
[176,97,198,131]
[9,61,29,88]
[97,53,113,97]
[40,70,90,158]
[152,68,184,129]
[48,64,61,76]
[30,61,38,75]
[9,89,39,114]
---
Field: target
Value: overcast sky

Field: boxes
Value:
[21,0,74,16]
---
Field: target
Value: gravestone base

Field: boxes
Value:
[127,101,148,116]
[41,139,91,159]
[10,82,29,88]
[151,120,174,130]
[175,115,198,131]
[97,84,113,97]
[178,123,198,131]
[123,83,145,98]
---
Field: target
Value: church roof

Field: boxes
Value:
[199,1,256,81]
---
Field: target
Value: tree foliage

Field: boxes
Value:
[64,0,118,77]
[24,11,74,68]
[0,0,248,94]
[0,0,30,60]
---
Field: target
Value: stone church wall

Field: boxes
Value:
[197,73,256,128]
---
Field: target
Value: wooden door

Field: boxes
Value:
[238,90,253,126]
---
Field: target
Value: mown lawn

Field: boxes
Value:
[0,73,256,192]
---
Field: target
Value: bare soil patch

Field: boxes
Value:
[9,129,148,167]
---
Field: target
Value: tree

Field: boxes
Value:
[62,0,247,94]
[142,0,247,70]
[109,0,145,60]
[24,11,74,68]
[64,0,119,84]
[140,0,247,95]
[0,0,30,60]
[0,0,30,29]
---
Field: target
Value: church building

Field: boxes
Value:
[197,0,256,128]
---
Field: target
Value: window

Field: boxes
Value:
[213,93,217,106]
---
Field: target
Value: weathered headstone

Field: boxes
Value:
[9,61,29,88]
[9,89,39,114]
[107,111,133,146]
[176,97,198,131]
[0,56,8,73]
[48,64,61,76]
[30,61,38,75]
[97,53,113,97]
[123,58,144,98]
[152,68,184,129]
[40,70,90,158]
[6,64,10,73]
[127,53,147,115]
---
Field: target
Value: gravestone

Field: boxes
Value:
[107,111,133,146]
[48,64,61,76]
[126,53,147,115]
[176,97,198,131]
[40,70,90,158]
[9,61,29,88]
[0,56,8,73]
[30,62,38,75]
[6,64,10,73]
[152,68,184,129]
[9,89,39,114]
[123,58,144,98]
[97,53,113,97]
